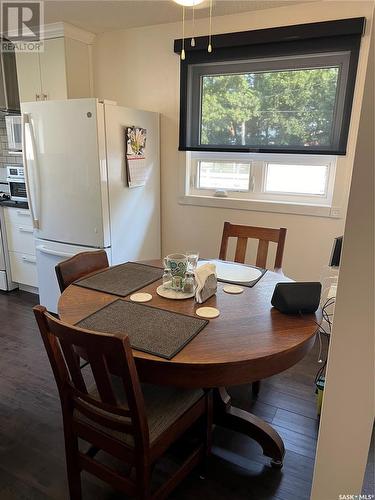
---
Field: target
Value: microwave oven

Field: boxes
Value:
[5,114,22,151]
[6,166,27,202]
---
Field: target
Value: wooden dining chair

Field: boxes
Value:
[219,222,287,271]
[219,222,287,396]
[34,305,212,500]
[55,250,109,292]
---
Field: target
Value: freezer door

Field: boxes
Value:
[21,99,110,248]
[35,239,112,314]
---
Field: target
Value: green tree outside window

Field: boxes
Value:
[201,67,339,147]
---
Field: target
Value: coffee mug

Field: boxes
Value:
[164,253,188,277]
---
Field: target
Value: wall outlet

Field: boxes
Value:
[328,284,337,299]
[330,207,342,218]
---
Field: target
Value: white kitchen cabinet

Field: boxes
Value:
[3,207,33,231]
[4,207,37,287]
[15,51,40,102]
[38,38,68,101]
[5,222,34,255]
[16,23,94,103]
[8,251,37,287]
[65,37,92,98]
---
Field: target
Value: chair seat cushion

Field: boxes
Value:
[74,380,204,447]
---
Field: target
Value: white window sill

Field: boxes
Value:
[179,194,342,219]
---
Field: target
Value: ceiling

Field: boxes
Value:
[44,0,311,34]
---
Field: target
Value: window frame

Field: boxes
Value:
[193,157,253,194]
[188,52,350,153]
[187,151,337,207]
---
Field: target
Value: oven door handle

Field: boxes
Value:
[22,113,40,229]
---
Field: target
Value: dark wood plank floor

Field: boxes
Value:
[0,289,372,500]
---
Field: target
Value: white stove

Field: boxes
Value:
[0,191,10,201]
[0,181,17,291]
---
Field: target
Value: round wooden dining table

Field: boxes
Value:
[58,259,319,468]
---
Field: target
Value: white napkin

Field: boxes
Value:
[195,263,217,304]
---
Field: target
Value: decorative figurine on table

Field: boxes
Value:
[195,263,217,303]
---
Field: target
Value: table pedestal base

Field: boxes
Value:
[213,388,285,467]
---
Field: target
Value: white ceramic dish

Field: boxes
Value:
[199,260,262,283]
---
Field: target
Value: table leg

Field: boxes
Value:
[213,387,285,468]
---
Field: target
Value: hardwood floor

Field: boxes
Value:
[0,289,372,499]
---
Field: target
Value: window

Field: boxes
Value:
[198,57,345,151]
[176,18,364,155]
[264,164,328,196]
[188,152,336,207]
[197,161,251,191]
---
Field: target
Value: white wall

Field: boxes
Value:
[311,14,374,499]
[93,1,373,280]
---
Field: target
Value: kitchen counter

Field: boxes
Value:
[0,200,29,209]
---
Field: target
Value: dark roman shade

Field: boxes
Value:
[174,18,365,155]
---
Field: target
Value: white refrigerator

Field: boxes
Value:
[22,98,161,312]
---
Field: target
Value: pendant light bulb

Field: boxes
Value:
[208,43,212,53]
[181,49,186,60]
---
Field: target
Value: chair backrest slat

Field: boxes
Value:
[219,222,287,270]
[234,237,248,263]
[256,240,270,269]
[86,348,118,406]
[59,338,88,394]
[55,250,109,292]
[33,305,150,453]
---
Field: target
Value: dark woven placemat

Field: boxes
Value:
[74,262,164,297]
[76,300,208,360]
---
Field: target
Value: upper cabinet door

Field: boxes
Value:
[15,51,41,103]
[1,47,20,111]
[39,38,68,101]
[65,38,92,98]
[16,29,93,104]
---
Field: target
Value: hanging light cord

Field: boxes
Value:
[191,4,195,47]
[208,0,213,53]
[181,6,186,60]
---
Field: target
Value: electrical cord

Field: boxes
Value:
[317,327,323,364]
[299,296,335,383]
[314,297,335,382]
[315,357,327,384]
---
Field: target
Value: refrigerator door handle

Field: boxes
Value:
[22,113,40,229]
[36,245,77,259]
